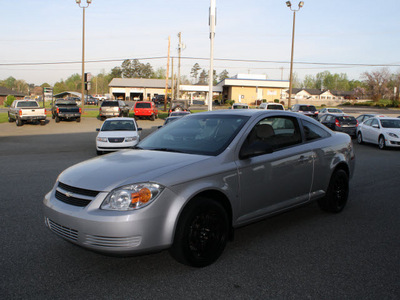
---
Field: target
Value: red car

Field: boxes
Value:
[133,101,158,121]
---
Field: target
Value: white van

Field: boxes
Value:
[259,103,285,110]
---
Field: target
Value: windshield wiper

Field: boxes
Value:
[150,148,185,153]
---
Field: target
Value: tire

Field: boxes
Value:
[40,120,46,126]
[55,116,60,123]
[8,114,13,123]
[96,150,102,155]
[76,117,81,123]
[318,169,349,213]
[169,198,229,267]
[357,132,363,144]
[150,114,155,121]
[16,118,23,127]
[52,114,55,120]
[378,135,386,150]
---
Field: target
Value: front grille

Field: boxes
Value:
[45,218,78,241]
[58,182,99,197]
[84,234,142,248]
[108,137,124,143]
[55,190,91,207]
[55,182,100,207]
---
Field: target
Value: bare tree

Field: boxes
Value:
[362,68,391,101]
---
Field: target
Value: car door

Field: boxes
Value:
[360,118,374,142]
[368,118,381,144]
[235,115,314,224]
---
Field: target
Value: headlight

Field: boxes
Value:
[101,183,164,211]
[125,136,138,142]
[388,133,399,138]
[97,137,108,142]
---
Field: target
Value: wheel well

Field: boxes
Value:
[334,162,349,178]
[187,190,234,239]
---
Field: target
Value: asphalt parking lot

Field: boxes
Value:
[0,115,399,299]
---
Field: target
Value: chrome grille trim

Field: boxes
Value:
[55,190,91,207]
[58,182,99,197]
[45,218,78,241]
[84,235,142,248]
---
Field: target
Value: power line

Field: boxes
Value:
[1,56,400,68]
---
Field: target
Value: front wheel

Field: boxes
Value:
[318,169,349,213]
[150,114,155,121]
[378,135,386,150]
[169,198,229,267]
[8,114,13,122]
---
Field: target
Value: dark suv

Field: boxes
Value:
[99,100,129,120]
[290,104,319,119]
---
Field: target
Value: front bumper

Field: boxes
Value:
[43,183,178,255]
[96,140,138,152]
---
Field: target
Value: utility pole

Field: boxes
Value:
[171,57,175,100]
[164,36,170,112]
[208,0,216,111]
[177,32,182,99]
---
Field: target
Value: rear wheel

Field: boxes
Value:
[16,118,23,127]
[318,169,349,213]
[8,114,13,122]
[55,116,60,123]
[357,132,363,144]
[169,198,229,267]
[378,135,386,150]
[76,117,81,123]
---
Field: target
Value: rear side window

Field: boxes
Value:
[302,120,330,141]
[135,102,151,108]
[101,101,118,107]
[267,104,284,110]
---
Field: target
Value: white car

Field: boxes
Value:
[259,102,285,110]
[96,117,141,155]
[357,117,400,149]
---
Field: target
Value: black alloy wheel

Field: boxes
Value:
[318,169,349,213]
[170,198,229,267]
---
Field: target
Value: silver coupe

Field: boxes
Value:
[43,110,355,267]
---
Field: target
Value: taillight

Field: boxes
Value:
[19,109,22,116]
[79,107,82,113]
[356,120,359,127]
[56,108,59,114]
[335,119,341,127]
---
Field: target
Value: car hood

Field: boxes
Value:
[58,150,210,192]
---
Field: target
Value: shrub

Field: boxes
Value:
[5,95,15,107]
[274,99,279,103]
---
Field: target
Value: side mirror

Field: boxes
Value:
[96,128,100,132]
[137,127,142,131]
[239,140,273,160]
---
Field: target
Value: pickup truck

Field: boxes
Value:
[8,100,47,126]
[52,99,81,122]
[99,100,129,120]
[133,101,158,121]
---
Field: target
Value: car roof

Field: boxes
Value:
[103,117,135,122]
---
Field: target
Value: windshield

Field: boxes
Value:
[299,105,316,111]
[101,101,119,107]
[101,120,136,131]
[135,102,151,108]
[17,101,39,108]
[381,119,400,128]
[139,114,250,156]
[328,109,343,113]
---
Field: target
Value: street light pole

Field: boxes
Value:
[286,1,304,109]
[208,0,216,111]
[76,0,92,115]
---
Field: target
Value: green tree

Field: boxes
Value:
[190,63,201,83]
[218,69,229,82]
[198,69,208,84]
[5,95,15,107]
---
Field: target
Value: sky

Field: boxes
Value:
[1,0,400,86]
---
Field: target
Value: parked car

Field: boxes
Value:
[85,95,98,105]
[133,101,158,121]
[290,104,319,119]
[96,117,142,155]
[259,103,284,110]
[159,116,186,128]
[8,100,46,126]
[356,117,400,149]
[99,100,129,120]
[356,114,386,124]
[319,113,358,138]
[169,111,191,117]
[168,99,190,114]
[318,107,344,120]
[52,99,81,123]
[152,94,170,104]
[232,103,249,109]
[43,110,355,267]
